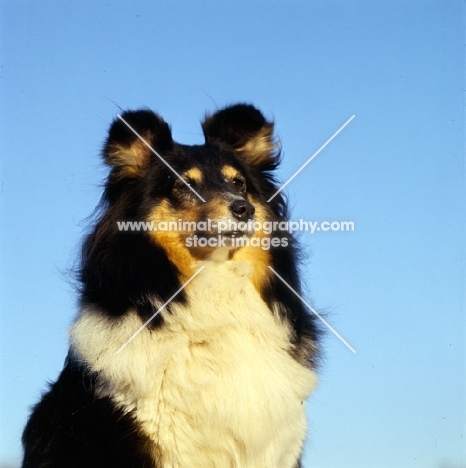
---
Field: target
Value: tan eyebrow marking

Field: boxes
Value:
[183,167,203,183]
[221,165,240,180]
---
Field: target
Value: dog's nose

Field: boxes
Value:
[230,199,255,220]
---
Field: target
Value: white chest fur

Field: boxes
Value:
[70,261,317,467]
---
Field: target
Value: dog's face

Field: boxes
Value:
[147,146,257,247]
[101,105,283,277]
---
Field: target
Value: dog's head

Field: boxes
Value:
[99,104,285,275]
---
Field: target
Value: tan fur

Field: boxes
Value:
[147,200,197,279]
[221,165,240,180]
[232,200,272,293]
[183,167,203,183]
[106,135,153,178]
[237,124,275,165]
[70,261,317,468]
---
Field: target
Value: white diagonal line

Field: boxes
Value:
[267,115,355,202]
[116,265,206,354]
[117,114,206,202]
[268,266,356,353]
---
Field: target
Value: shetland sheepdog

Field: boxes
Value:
[22,104,319,468]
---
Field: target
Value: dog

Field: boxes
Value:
[22,104,319,467]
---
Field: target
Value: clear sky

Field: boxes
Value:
[0,1,464,467]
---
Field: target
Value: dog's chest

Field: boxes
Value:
[71,261,316,467]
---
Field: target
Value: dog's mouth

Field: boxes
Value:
[209,231,252,248]
[182,216,256,251]
[191,218,256,238]
[219,230,253,239]
[187,226,254,250]
[194,229,254,243]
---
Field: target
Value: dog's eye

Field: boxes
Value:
[174,178,196,191]
[232,178,246,192]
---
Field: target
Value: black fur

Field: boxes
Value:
[22,356,158,468]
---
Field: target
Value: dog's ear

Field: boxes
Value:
[202,104,278,166]
[104,110,173,178]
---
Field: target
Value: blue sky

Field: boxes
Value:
[0,1,464,467]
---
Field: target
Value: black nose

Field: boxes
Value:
[230,199,255,220]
